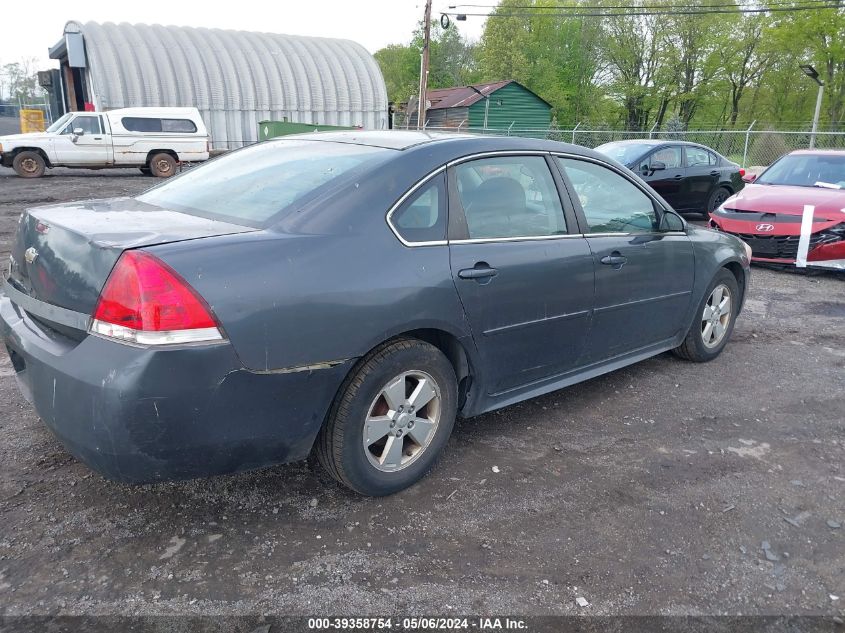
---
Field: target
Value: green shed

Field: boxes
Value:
[421,80,552,132]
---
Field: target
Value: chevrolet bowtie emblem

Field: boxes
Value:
[24,247,38,264]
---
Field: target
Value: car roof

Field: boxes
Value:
[264,130,620,169]
[277,130,477,150]
[600,139,714,148]
[789,149,845,156]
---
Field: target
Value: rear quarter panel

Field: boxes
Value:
[146,151,474,373]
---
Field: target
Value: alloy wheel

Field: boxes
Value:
[363,371,442,472]
[701,284,732,348]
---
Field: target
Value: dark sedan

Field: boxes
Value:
[0,132,751,495]
[596,140,745,218]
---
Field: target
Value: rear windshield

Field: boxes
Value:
[756,153,845,188]
[137,140,393,225]
[595,142,659,166]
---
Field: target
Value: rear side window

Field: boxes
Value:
[686,147,716,167]
[162,118,198,133]
[121,117,198,133]
[390,173,446,243]
[122,117,162,132]
[137,140,393,225]
[454,156,566,239]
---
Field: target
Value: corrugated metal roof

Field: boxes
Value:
[426,80,553,111]
[426,80,513,110]
[67,21,388,147]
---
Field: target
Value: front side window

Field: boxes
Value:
[454,156,566,239]
[390,174,446,243]
[641,146,682,171]
[62,115,102,135]
[557,158,658,234]
[686,146,715,167]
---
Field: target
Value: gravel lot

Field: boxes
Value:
[0,166,843,617]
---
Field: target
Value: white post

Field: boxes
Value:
[810,83,824,149]
[649,121,658,139]
[742,119,756,168]
[571,121,581,144]
[507,121,515,136]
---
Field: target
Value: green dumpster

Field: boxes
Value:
[258,120,356,140]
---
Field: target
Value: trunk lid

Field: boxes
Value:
[7,197,256,316]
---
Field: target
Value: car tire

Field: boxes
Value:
[673,269,739,362]
[317,338,458,496]
[12,151,46,178]
[705,186,731,218]
[149,153,177,178]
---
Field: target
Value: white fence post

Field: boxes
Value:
[507,121,515,136]
[571,121,581,144]
[742,120,756,168]
[648,122,658,139]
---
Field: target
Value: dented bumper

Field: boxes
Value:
[0,294,351,483]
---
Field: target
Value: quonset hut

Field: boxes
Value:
[46,21,389,147]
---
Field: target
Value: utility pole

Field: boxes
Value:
[417,0,433,130]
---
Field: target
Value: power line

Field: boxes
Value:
[448,0,835,8]
[444,1,842,17]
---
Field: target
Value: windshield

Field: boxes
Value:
[595,142,660,166]
[757,153,845,188]
[46,113,74,133]
[137,139,393,225]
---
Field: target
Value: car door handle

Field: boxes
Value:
[458,264,498,280]
[93,137,103,140]
[600,252,627,269]
[673,174,683,180]
[709,170,719,176]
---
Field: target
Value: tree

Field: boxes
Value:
[769,1,845,129]
[2,58,43,103]
[720,15,772,126]
[374,21,478,108]
[478,0,603,124]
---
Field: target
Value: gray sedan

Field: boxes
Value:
[0,132,751,495]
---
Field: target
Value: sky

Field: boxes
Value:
[1,0,486,71]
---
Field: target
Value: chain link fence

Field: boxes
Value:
[412,123,845,172]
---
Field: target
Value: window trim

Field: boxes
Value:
[385,166,448,247]
[552,152,687,237]
[447,151,576,244]
[385,150,688,248]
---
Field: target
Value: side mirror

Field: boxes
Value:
[659,210,685,232]
[650,160,666,172]
[71,127,84,142]
[742,173,757,183]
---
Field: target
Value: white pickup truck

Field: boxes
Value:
[0,107,209,178]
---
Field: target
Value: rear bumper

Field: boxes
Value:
[0,295,352,483]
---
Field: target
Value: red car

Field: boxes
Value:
[709,150,845,269]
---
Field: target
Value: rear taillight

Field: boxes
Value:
[91,250,224,346]
[739,168,746,177]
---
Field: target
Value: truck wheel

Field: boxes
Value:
[149,153,177,178]
[13,151,46,178]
